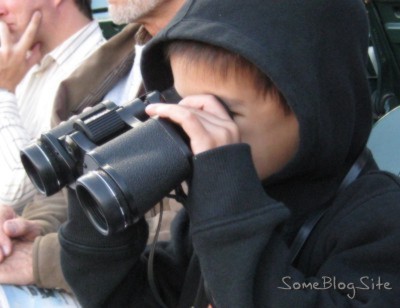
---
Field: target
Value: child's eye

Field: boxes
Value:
[214,96,236,119]
[229,110,240,118]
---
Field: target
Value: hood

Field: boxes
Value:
[141,0,373,233]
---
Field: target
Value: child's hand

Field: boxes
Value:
[145,95,240,155]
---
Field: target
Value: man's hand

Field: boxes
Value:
[0,11,42,92]
[0,205,17,261]
[0,240,33,285]
[0,205,42,261]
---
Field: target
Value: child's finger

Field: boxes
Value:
[0,21,12,48]
[145,103,239,154]
[178,95,233,120]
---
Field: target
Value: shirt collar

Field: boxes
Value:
[50,20,99,65]
[35,20,99,73]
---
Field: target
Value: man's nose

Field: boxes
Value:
[0,7,8,18]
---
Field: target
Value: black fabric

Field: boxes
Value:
[141,0,373,242]
[60,0,400,307]
[290,148,370,265]
[177,255,204,308]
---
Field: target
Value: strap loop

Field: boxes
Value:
[289,148,370,265]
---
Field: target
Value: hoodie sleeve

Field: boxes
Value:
[186,144,400,307]
[185,143,291,307]
[59,187,190,308]
[59,187,148,307]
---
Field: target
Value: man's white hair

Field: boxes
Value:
[109,0,163,25]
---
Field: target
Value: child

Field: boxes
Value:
[60,0,400,306]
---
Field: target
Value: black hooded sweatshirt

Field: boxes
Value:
[60,0,400,307]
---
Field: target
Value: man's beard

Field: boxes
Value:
[109,0,162,25]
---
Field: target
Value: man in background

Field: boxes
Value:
[0,0,184,293]
[0,0,105,211]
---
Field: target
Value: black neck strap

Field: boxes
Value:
[289,148,370,265]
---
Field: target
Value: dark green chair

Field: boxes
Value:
[366,0,400,119]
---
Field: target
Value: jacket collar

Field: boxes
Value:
[51,24,142,126]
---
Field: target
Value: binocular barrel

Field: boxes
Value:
[20,91,191,235]
[20,99,140,196]
[75,118,191,235]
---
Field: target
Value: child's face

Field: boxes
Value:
[170,54,300,180]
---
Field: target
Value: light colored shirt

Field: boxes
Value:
[104,44,143,105]
[0,21,105,212]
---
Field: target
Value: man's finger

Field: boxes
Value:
[4,219,30,238]
[0,21,12,48]
[0,206,17,258]
[4,218,41,240]
[17,11,42,53]
[0,229,12,259]
[0,235,12,260]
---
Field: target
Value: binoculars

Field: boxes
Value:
[20,91,191,235]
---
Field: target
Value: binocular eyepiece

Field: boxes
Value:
[20,91,192,235]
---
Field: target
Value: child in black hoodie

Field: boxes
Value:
[60,0,400,307]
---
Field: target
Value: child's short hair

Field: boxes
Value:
[165,40,290,113]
